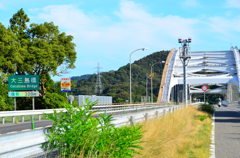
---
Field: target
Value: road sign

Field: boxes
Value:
[149,73,155,78]
[8,91,40,97]
[8,75,40,91]
[61,78,71,92]
[201,85,208,92]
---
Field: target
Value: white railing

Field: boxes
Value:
[0,103,164,124]
[0,104,185,158]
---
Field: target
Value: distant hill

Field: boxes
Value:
[73,50,169,103]
[71,75,92,81]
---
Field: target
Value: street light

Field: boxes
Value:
[178,38,191,105]
[150,60,165,103]
[129,48,148,104]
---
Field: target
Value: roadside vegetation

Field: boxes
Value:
[0,8,77,110]
[136,106,212,158]
[43,100,143,158]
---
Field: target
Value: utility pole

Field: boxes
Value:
[129,48,148,104]
[95,63,103,95]
[178,38,191,105]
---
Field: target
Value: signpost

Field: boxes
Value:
[61,78,71,92]
[201,85,208,103]
[8,75,40,129]
[8,91,40,97]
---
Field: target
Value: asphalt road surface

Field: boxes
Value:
[0,120,52,134]
[215,102,240,158]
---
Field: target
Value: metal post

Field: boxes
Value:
[129,56,132,104]
[129,48,147,104]
[150,64,154,103]
[32,97,35,110]
[179,38,191,106]
[183,58,187,105]
[146,74,148,103]
[14,97,16,111]
[204,92,206,103]
[31,97,35,129]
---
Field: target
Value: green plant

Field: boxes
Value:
[198,103,215,115]
[42,100,143,157]
[194,115,208,121]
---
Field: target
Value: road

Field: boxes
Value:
[215,102,240,158]
[0,120,52,134]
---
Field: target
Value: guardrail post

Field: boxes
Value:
[22,116,25,123]
[2,117,5,124]
[12,116,15,124]
[144,113,148,121]
[38,115,41,121]
[129,116,133,126]
[155,111,159,118]
[31,115,35,129]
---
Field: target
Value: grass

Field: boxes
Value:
[135,106,212,158]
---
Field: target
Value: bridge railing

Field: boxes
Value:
[0,103,167,125]
[0,104,186,157]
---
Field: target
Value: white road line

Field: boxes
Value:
[210,112,215,158]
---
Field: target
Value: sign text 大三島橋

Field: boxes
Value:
[8,75,40,91]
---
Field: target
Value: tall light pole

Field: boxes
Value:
[150,60,165,103]
[129,48,147,104]
[178,38,191,105]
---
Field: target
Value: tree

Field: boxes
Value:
[0,9,77,110]
[0,9,77,96]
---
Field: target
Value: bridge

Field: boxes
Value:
[1,47,240,157]
[158,47,240,103]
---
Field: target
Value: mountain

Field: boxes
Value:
[73,50,169,103]
[71,75,92,82]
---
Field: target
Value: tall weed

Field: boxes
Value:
[42,99,142,158]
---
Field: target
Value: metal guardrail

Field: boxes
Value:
[0,103,163,124]
[0,104,185,158]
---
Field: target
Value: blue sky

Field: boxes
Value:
[0,0,240,81]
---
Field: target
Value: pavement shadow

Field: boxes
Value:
[215,119,240,123]
[214,111,240,118]
[214,110,240,123]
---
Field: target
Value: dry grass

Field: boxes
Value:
[135,106,212,158]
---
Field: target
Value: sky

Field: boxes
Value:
[0,0,240,81]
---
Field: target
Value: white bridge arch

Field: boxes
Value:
[157,47,240,103]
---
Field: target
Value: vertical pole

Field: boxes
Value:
[183,58,187,105]
[129,55,132,104]
[150,67,153,103]
[32,97,35,110]
[204,92,206,103]
[14,97,16,111]
[146,75,148,103]
[31,97,35,129]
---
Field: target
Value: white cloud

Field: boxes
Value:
[208,16,240,34]
[226,0,240,8]
[38,1,198,49]
[181,0,200,7]
[36,0,223,77]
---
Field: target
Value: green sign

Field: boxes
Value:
[8,91,40,97]
[8,75,40,91]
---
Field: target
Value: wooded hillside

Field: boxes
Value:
[73,50,169,103]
